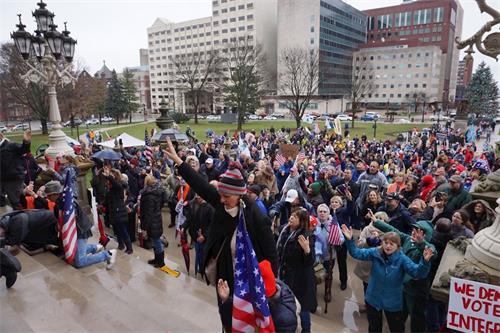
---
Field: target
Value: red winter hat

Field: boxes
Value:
[422,175,434,185]
[258,260,277,298]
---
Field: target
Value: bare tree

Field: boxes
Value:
[406,91,430,122]
[220,38,267,130]
[0,43,50,133]
[279,47,320,128]
[346,57,376,128]
[171,48,223,124]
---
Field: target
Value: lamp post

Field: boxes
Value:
[11,1,77,158]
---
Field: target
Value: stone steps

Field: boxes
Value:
[1,246,221,333]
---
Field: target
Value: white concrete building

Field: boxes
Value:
[147,0,277,114]
[123,65,151,114]
[352,45,444,106]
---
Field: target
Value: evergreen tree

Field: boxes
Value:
[466,62,499,117]
[105,70,125,124]
[121,68,139,123]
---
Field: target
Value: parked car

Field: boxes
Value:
[0,125,8,133]
[264,115,277,120]
[102,116,114,122]
[336,114,352,121]
[248,114,260,120]
[365,112,381,118]
[40,122,53,130]
[318,115,332,121]
[430,115,450,121]
[206,115,221,121]
[85,118,99,126]
[12,123,29,131]
[395,118,411,124]
[360,114,378,121]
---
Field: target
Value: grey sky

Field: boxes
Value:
[1,0,498,79]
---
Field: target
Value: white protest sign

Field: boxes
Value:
[447,277,500,333]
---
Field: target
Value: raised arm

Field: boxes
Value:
[164,138,220,208]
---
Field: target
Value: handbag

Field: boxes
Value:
[205,238,227,286]
[314,262,326,284]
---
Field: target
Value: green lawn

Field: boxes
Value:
[8,119,425,154]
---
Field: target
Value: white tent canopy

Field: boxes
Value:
[99,133,145,148]
[65,135,80,146]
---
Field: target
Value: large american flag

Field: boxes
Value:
[232,208,275,333]
[60,170,78,264]
[144,129,153,163]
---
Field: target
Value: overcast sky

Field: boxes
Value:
[1,0,498,79]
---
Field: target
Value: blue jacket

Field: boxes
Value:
[346,239,430,312]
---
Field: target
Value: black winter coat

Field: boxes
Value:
[139,184,167,239]
[276,225,317,312]
[0,210,59,247]
[104,175,128,225]
[183,198,214,241]
[177,162,277,330]
[0,139,30,181]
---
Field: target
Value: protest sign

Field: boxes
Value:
[280,144,300,159]
[447,277,500,333]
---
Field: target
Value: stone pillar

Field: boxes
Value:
[465,197,500,285]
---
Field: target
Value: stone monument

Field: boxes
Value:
[155,99,174,130]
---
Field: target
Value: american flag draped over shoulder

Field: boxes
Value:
[232,207,275,333]
[144,129,153,162]
[59,169,78,264]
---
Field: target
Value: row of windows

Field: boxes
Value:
[320,1,366,26]
[319,27,366,45]
[214,15,252,26]
[319,50,352,61]
[375,83,428,89]
[320,15,366,38]
[368,92,430,99]
[367,7,444,30]
[356,51,432,61]
[213,3,253,15]
[367,25,443,41]
[320,38,357,51]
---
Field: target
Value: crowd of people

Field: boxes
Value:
[0,120,498,333]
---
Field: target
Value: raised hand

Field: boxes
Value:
[411,228,425,243]
[217,279,230,303]
[164,138,183,165]
[341,224,353,240]
[298,235,310,254]
[423,247,434,262]
[23,129,32,142]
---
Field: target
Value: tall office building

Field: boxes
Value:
[147,0,277,114]
[455,54,473,102]
[356,0,463,106]
[277,0,367,99]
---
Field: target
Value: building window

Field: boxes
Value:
[230,18,236,22]
[414,8,432,25]
[408,64,412,68]
[222,8,227,13]
[310,26,314,33]
[247,3,254,9]
[238,16,245,21]
[434,7,444,23]
[213,10,219,16]
[310,38,314,44]
[247,25,254,30]
[414,84,418,88]
[377,14,392,29]
[395,11,411,27]
[238,4,244,9]
[239,26,245,31]
[230,7,236,11]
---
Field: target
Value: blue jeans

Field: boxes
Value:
[74,238,109,268]
[152,236,164,254]
[113,223,132,250]
[194,242,204,275]
[299,310,311,332]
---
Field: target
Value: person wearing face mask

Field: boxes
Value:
[342,226,433,333]
[163,138,277,332]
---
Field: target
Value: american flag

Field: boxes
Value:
[328,214,342,246]
[144,129,153,162]
[232,208,275,333]
[59,170,78,264]
[274,153,286,167]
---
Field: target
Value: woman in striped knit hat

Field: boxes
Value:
[164,138,277,332]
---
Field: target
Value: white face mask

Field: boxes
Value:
[225,205,239,218]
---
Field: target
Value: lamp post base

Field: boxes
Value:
[44,128,73,158]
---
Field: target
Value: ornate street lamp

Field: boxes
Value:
[11,1,77,157]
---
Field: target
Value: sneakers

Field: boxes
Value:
[95,244,104,253]
[106,249,117,269]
